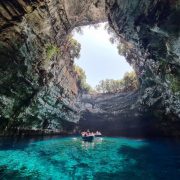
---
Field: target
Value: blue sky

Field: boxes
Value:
[73,22,132,88]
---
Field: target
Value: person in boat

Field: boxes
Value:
[87,129,90,135]
[81,130,94,137]
[89,132,94,136]
[81,131,86,137]
[95,131,102,136]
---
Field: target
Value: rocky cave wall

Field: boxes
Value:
[0,0,106,136]
[105,0,180,136]
[78,0,180,138]
[79,92,162,137]
[0,0,180,137]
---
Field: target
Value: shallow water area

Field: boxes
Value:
[0,136,180,179]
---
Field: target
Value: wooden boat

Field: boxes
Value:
[82,135,94,142]
[95,134,102,137]
[95,132,102,137]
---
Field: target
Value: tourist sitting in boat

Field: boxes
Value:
[81,130,94,142]
[81,130,94,136]
[82,130,102,137]
[95,131,102,137]
[81,132,88,137]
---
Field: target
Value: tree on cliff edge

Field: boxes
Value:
[95,71,139,93]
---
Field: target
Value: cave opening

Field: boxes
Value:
[71,24,143,137]
[0,0,179,139]
[1,1,180,178]
[72,22,138,94]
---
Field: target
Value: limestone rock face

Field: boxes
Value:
[79,92,162,137]
[0,0,180,137]
[64,0,106,26]
[106,0,180,136]
[0,0,106,136]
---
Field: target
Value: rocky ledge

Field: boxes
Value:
[79,91,164,137]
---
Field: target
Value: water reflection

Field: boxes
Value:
[72,137,78,141]
[81,137,103,150]
[95,137,103,143]
[81,141,95,149]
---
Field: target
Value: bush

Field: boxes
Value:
[74,65,92,93]
[95,71,139,93]
[67,36,81,60]
[46,44,59,60]
[168,74,180,93]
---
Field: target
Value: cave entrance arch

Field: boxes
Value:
[73,22,134,91]
[0,0,179,137]
[71,23,148,137]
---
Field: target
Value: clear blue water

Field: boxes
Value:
[0,136,180,180]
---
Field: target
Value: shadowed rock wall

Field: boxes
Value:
[79,92,163,137]
[0,0,106,136]
[0,0,180,137]
[105,0,180,137]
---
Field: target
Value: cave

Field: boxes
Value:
[0,0,180,138]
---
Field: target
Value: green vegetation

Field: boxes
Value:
[117,43,129,57]
[72,24,139,94]
[105,23,131,57]
[41,43,60,69]
[100,23,139,93]
[67,36,81,60]
[41,44,60,69]
[74,65,93,93]
[46,44,59,60]
[95,71,139,93]
[167,74,180,93]
[104,23,120,45]
[123,71,139,91]
[171,78,180,93]
[68,37,89,92]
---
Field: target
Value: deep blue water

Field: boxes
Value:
[0,136,180,180]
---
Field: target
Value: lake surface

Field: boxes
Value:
[0,136,180,179]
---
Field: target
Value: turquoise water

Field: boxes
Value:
[0,136,180,179]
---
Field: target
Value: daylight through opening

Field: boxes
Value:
[72,22,138,94]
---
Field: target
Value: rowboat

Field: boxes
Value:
[82,135,94,142]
